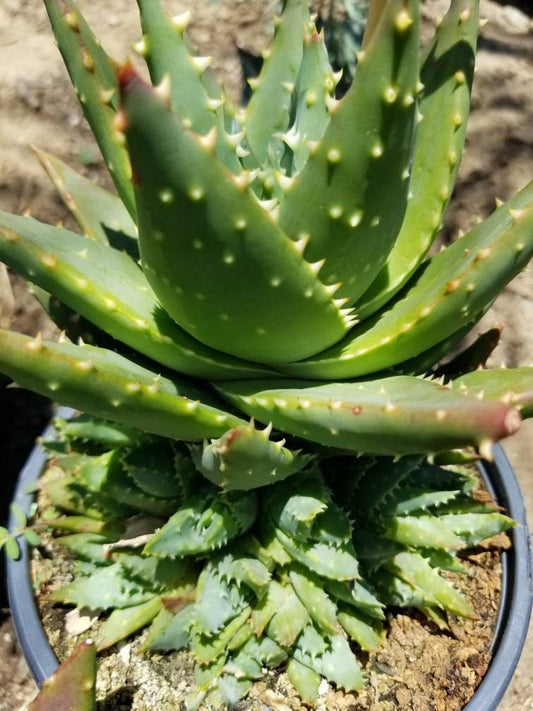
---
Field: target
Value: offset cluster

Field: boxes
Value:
[40,418,513,708]
[2,0,533,706]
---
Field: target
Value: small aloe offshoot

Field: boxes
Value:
[2,0,533,706]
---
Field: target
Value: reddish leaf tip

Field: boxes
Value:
[117,62,140,92]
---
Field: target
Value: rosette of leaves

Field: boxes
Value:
[38,417,514,707]
[2,0,533,705]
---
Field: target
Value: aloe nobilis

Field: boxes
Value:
[3,0,533,706]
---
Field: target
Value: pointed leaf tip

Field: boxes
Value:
[117,62,141,92]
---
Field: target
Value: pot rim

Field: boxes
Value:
[6,410,533,708]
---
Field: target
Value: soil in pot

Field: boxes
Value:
[30,481,511,711]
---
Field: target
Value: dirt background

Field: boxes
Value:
[0,0,532,708]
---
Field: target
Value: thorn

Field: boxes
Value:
[281,130,301,151]
[327,147,341,164]
[206,97,224,111]
[340,306,356,319]
[257,197,278,212]
[76,359,94,373]
[495,197,504,208]
[40,253,57,269]
[281,81,294,93]
[509,207,526,222]
[328,205,343,220]
[81,51,95,72]
[309,259,325,276]
[479,18,489,30]
[383,86,398,104]
[275,172,295,192]
[172,10,191,32]
[198,126,218,152]
[247,77,259,91]
[325,94,339,113]
[445,279,460,293]
[225,130,245,148]
[305,90,317,107]
[262,423,273,439]
[154,74,172,105]
[191,56,212,73]
[324,282,342,296]
[231,173,251,190]
[235,144,250,158]
[113,109,128,134]
[395,9,413,32]
[188,185,205,201]
[134,37,148,57]
[270,204,280,221]
[99,87,116,105]
[64,11,79,30]
[26,332,43,353]
[293,233,309,254]
[478,440,493,461]
[334,296,349,308]
[476,247,491,261]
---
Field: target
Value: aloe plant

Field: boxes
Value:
[3,0,533,707]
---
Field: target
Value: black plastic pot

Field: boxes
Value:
[5,419,533,709]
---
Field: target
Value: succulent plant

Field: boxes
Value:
[3,0,533,707]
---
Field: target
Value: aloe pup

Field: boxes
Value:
[2,0,533,706]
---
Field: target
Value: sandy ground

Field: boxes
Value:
[0,0,532,708]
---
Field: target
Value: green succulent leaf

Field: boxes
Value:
[142,604,194,652]
[219,376,520,455]
[357,0,480,318]
[289,564,339,635]
[279,0,420,305]
[337,604,384,651]
[54,414,141,449]
[43,0,135,217]
[53,562,156,610]
[389,551,476,618]
[0,212,271,380]
[281,180,533,379]
[96,597,162,651]
[145,487,257,557]
[136,0,221,137]
[35,148,138,252]
[287,657,321,704]
[0,330,248,442]
[452,366,533,418]
[119,67,351,364]
[191,421,312,490]
[244,0,309,166]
